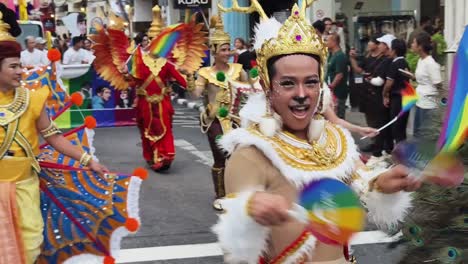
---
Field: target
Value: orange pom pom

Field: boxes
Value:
[47,48,62,62]
[70,92,84,106]
[132,167,148,180]
[84,116,97,129]
[125,218,140,232]
[103,256,115,264]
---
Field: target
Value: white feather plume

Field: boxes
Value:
[253,17,282,51]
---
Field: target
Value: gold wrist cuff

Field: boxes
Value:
[79,153,93,167]
[40,120,62,138]
[245,193,256,217]
[368,176,383,193]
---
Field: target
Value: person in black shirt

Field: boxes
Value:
[383,39,410,143]
[365,34,395,166]
[349,34,383,152]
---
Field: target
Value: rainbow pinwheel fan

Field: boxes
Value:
[290,178,365,245]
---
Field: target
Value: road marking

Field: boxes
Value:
[177,99,188,105]
[116,231,401,263]
[174,139,213,166]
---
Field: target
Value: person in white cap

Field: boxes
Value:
[20,36,49,68]
[365,34,396,168]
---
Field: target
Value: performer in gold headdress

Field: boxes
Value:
[190,14,255,211]
[212,1,423,263]
[0,10,108,263]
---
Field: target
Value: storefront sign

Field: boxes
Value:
[174,0,210,9]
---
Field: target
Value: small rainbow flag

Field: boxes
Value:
[127,46,144,79]
[399,82,419,116]
[148,23,186,58]
[438,26,468,152]
[361,81,419,140]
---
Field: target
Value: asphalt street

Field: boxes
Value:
[92,103,406,264]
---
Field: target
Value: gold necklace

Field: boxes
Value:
[247,124,348,171]
[0,87,29,126]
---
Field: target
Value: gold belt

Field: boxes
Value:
[136,87,170,104]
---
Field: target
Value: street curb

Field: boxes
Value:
[171,96,204,113]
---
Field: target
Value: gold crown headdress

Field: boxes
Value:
[0,12,15,42]
[209,14,231,50]
[148,5,165,39]
[218,0,327,88]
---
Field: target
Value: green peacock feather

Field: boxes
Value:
[394,105,468,264]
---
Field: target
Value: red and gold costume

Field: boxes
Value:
[135,55,187,170]
[91,6,207,171]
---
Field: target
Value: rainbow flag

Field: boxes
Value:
[127,46,144,79]
[148,23,185,58]
[438,26,468,152]
[399,82,419,116]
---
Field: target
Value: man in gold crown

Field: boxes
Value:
[190,14,255,210]
[212,2,423,263]
[0,9,107,263]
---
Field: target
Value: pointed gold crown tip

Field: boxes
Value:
[0,12,15,42]
[256,5,328,88]
[209,15,230,46]
[148,5,164,38]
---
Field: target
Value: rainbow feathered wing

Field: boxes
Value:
[92,12,208,89]
[22,61,145,264]
[148,13,208,74]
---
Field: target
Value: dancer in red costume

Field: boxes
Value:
[91,7,207,172]
[133,32,187,171]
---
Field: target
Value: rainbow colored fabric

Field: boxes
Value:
[127,47,144,80]
[438,26,468,152]
[399,82,419,117]
[148,23,185,58]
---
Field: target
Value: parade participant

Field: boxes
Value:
[132,6,188,172]
[0,14,108,263]
[92,6,207,172]
[212,2,421,263]
[191,14,251,211]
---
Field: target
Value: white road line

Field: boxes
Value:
[187,102,198,109]
[177,99,188,105]
[174,139,213,166]
[116,231,401,263]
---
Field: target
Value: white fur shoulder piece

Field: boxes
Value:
[240,93,268,128]
[351,168,413,231]
[253,17,282,51]
[212,189,269,264]
[219,124,360,188]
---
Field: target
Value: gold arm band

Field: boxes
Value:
[79,152,93,167]
[40,120,62,138]
[186,74,196,92]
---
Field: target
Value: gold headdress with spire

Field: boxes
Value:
[0,12,15,42]
[218,0,327,88]
[209,14,231,51]
[148,5,165,39]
